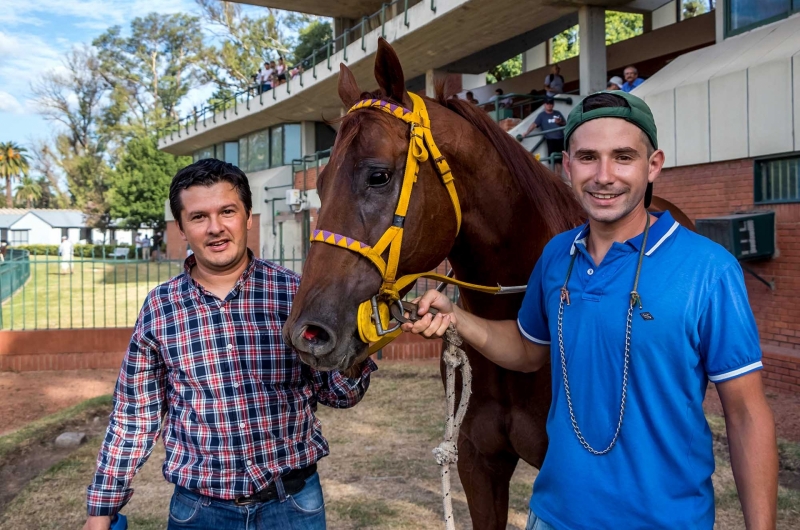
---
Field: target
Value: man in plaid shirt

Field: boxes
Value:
[84,159,376,530]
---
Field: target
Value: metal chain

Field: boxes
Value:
[557,296,632,455]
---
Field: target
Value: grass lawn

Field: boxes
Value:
[0,257,183,330]
[0,362,798,529]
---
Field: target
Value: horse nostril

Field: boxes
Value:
[302,325,330,344]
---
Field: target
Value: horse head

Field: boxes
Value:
[284,39,459,371]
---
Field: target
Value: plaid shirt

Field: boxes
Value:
[87,254,376,516]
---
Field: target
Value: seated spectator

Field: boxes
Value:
[607,76,623,91]
[621,65,644,92]
[276,57,287,84]
[465,91,480,105]
[522,96,565,173]
[490,88,513,109]
[544,64,564,97]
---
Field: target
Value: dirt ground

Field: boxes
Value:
[0,369,119,436]
[0,363,798,529]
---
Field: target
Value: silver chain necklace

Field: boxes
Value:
[556,215,650,455]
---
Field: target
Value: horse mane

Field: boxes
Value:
[435,84,583,237]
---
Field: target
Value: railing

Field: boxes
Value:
[159,0,441,142]
[0,249,31,309]
[0,252,183,330]
[479,93,574,123]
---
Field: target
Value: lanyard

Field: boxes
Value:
[557,214,650,455]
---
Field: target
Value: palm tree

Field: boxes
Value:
[15,175,42,208]
[0,142,30,207]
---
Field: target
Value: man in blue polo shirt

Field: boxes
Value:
[402,91,778,529]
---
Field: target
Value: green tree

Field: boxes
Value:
[486,55,522,84]
[93,12,209,136]
[107,137,191,229]
[0,142,30,207]
[683,0,714,19]
[293,19,332,65]
[551,11,643,63]
[14,175,42,208]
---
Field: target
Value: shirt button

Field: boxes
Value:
[227,344,233,351]
[587,268,594,275]
[246,459,253,466]
[239,422,245,428]
[220,306,226,311]
[233,382,240,388]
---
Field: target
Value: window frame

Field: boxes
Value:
[9,230,29,245]
[754,153,800,205]
[725,0,799,38]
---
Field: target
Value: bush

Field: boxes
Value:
[11,244,135,259]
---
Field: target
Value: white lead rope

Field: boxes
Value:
[432,325,472,530]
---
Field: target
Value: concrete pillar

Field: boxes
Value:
[715,1,724,44]
[300,121,315,157]
[653,1,677,30]
[522,42,548,73]
[578,6,606,96]
[425,69,447,99]
[333,17,356,51]
[461,72,487,91]
[642,12,652,33]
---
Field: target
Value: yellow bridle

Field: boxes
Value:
[311,92,503,353]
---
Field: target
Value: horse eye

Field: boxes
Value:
[368,170,392,188]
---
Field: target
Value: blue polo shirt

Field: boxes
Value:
[517,211,762,529]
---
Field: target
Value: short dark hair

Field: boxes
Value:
[466,91,473,97]
[496,88,503,95]
[169,159,253,225]
[580,93,654,156]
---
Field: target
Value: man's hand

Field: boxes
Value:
[83,515,112,530]
[400,289,456,339]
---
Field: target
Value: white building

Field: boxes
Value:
[0,209,151,246]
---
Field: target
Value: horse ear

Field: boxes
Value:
[374,38,406,103]
[338,64,361,108]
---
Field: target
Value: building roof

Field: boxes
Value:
[28,209,87,228]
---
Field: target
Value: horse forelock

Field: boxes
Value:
[434,86,583,237]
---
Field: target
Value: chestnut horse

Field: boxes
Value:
[285,39,689,528]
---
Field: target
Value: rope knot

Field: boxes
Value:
[432,441,458,465]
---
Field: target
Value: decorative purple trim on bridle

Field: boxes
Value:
[350,98,413,117]
[311,229,371,251]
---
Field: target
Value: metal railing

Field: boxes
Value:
[0,251,183,330]
[479,93,574,123]
[159,0,439,142]
[0,249,31,307]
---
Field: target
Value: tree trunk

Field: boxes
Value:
[5,176,11,208]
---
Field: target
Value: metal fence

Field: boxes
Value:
[0,249,31,306]
[0,255,183,330]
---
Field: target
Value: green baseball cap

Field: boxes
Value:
[563,90,658,206]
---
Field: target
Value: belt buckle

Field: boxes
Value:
[234,495,256,506]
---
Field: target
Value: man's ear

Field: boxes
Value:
[246,211,253,230]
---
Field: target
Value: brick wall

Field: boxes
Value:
[657,158,800,393]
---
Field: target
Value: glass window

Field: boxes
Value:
[728,0,792,35]
[248,130,270,172]
[283,124,302,166]
[270,125,283,168]
[10,230,29,245]
[224,142,239,166]
[193,146,214,162]
[238,137,248,171]
[755,156,800,204]
[214,143,225,159]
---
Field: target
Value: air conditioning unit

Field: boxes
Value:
[285,189,303,207]
[695,211,775,261]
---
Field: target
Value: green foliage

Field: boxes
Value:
[108,137,191,229]
[486,55,522,84]
[683,0,713,19]
[551,11,643,63]
[11,244,134,258]
[0,142,30,208]
[293,19,332,65]
[14,175,42,208]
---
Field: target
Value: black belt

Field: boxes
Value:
[233,463,317,506]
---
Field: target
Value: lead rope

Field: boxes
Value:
[432,325,472,530]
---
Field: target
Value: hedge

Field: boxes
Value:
[11,244,136,259]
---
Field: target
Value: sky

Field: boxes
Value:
[0,0,227,147]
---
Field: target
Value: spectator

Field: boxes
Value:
[135,232,142,260]
[465,91,480,105]
[0,241,7,262]
[523,96,566,174]
[276,57,287,84]
[544,64,565,97]
[490,88,513,109]
[258,61,273,93]
[622,65,644,92]
[607,76,624,91]
[59,235,73,274]
[141,233,151,261]
[152,231,163,262]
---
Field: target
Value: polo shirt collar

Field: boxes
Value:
[569,210,680,257]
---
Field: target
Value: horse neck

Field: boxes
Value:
[442,127,553,316]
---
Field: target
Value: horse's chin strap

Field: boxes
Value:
[311,93,502,353]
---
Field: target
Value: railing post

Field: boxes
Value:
[343,30,348,62]
[381,3,386,38]
[312,49,317,79]
[431,0,436,13]
[361,16,368,51]
[327,41,332,70]
[404,0,410,27]
[246,89,250,111]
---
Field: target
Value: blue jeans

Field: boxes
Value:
[167,473,326,530]
[526,510,558,530]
